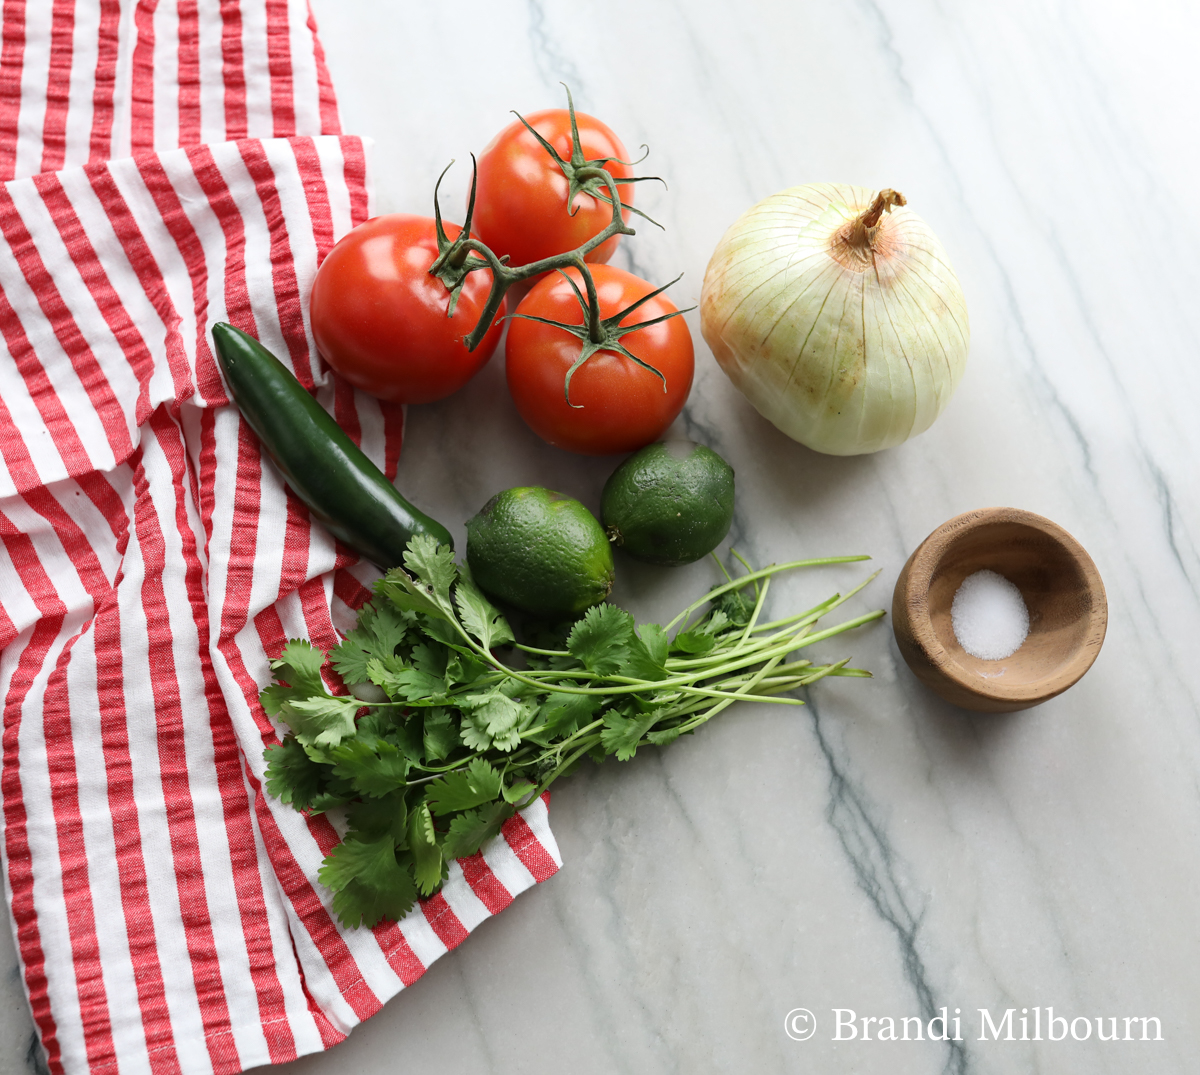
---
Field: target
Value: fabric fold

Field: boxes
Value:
[0,130,560,1075]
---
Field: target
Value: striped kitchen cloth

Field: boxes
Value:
[0,4,561,1075]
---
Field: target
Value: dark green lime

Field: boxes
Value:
[466,487,614,616]
[601,440,735,566]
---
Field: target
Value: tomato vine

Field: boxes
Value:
[427,86,691,385]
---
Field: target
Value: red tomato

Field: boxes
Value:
[506,266,694,455]
[474,108,634,268]
[309,214,501,404]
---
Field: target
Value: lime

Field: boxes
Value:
[601,440,735,566]
[466,487,615,617]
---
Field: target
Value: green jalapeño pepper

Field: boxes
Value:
[212,323,453,566]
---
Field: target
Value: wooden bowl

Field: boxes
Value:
[892,508,1107,712]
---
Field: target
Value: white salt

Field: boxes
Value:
[951,569,1029,660]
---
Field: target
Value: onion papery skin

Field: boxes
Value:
[700,184,969,455]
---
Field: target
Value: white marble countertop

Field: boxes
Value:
[6,1,1200,1073]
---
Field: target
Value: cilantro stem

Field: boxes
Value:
[662,623,814,671]
[670,569,881,660]
[745,594,842,635]
[529,733,605,801]
[747,658,812,678]
[792,657,853,688]
[541,718,605,756]
[514,643,570,656]
[670,687,805,705]
[406,749,487,774]
[647,609,882,692]
[781,608,884,648]
[712,555,736,586]
[730,549,759,599]
[270,547,892,931]
[461,607,882,701]
[664,555,871,632]
[673,650,790,734]
[517,573,878,687]
[521,668,807,706]
[737,575,771,645]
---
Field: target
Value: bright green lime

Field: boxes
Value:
[601,440,735,566]
[466,487,615,616]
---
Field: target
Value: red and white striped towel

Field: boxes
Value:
[0,5,561,1074]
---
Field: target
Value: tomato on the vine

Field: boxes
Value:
[309,214,501,405]
[505,265,694,456]
[474,109,634,268]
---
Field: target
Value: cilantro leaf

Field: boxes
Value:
[355,708,399,740]
[330,738,409,798]
[567,604,635,674]
[442,652,464,683]
[422,709,460,761]
[279,695,361,749]
[600,709,664,761]
[346,791,407,843]
[330,602,412,684]
[459,689,526,752]
[454,577,515,650]
[402,535,458,603]
[260,682,309,717]
[638,623,669,665]
[624,624,670,682]
[672,610,732,655]
[407,802,444,895]
[422,615,473,652]
[670,629,715,656]
[526,690,601,745]
[319,836,393,890]
[331,875,416,929]
[308,787,355,813]
[502,780,537,805]
[711,589,753,627]
[425,758,503,815]
[263,737,327,810]
[393,713,427,764]
[259,546,883,929]
[366,660,448,705]
[376,574,452,623]
[271,639,327,694]
[442,802,514,861]
[647,725,685,747]
[447,650,488,686]
[458,713,493,752]
[410,642,448,677]
[705,609,731,636]
[262,639,330,715]
[321,839,418,928]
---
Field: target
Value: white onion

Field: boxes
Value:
[700,184,969,455]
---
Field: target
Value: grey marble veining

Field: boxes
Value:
[236,0,1200,1072]
[242,3,1200,1072]
[6,1,1199,1073]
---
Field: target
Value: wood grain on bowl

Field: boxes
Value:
[892,507,1107,712]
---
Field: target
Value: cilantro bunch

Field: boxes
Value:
[262,535,883,928]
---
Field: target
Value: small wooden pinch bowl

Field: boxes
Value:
[892,507,1107,712]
